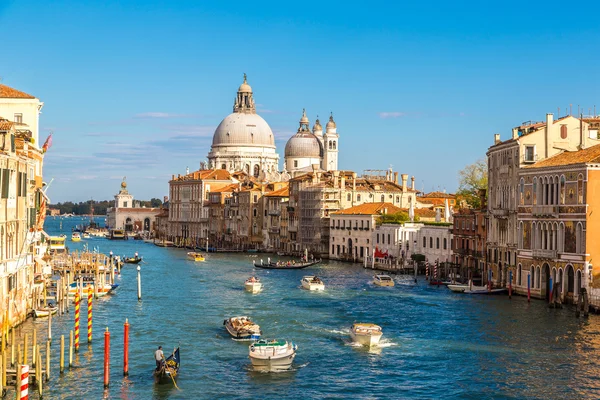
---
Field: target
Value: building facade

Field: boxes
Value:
[106,179,161,234]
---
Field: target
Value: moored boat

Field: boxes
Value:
[67,281,117,298]
[109,229,127,240]
[350,323,383,347]
[82,232,91,239]
[48,235,67,255]
[154,347,180,384]
[301,276,325,291]
[224,316,262,340]
[71,232,81,242]
[248,339,297,371]
[244,277,262,293]
[447,284,468,293]
[33,306,58,318]
[253,259,322,270]
[187,252,205,262]
[373,274,395,287]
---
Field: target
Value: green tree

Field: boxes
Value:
[378,211,410,224]
[457,158,488,209]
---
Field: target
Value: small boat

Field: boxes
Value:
[350,323,383,347]
[33,306,58,318]
[67,282,116,298]
[447,284,468,293]
[253,259,322,270]
[187,252,205,262]
[373,274,395,287]
[224,316,262,340]
[109,229,127,240]
[123,255,142,264]
[244,277,262,293]
[154,347,180,384]
[465,287,508,295]
[249,339,297,371]
[301,276,325,291]
[48,236,67,255]
[71,232,81,242]
[82,232,91,239]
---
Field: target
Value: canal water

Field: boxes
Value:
[14,217,600,399]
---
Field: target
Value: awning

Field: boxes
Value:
[38,188,51,204]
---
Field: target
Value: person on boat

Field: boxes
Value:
[155,346,164,370]
[135,252,139,259]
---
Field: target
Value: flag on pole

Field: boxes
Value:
[42,133,53,153]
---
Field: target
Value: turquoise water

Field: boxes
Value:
[13,217,600,399]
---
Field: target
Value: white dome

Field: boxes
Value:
[212,112,275,148]
[285,132,323,158]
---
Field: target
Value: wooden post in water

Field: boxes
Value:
[0,348,3,397]
[123,319,129,376]
[69,330,73,368]
[103,328,110,389]
[36,350,42,398]
[508,270,512,299]
[60,335,64,374]
[47,313,52,343]
[1,349,5,394]
[527,273,531,302]
[32,330,36,368]
[23,335,28,366]
[137,266,142,301]
[15,360,20,400]
[10,329,14,367]
[45,340,50,382]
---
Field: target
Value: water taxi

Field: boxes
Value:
[350,323,383,347]
[224,316,262,340]
[48,235,67,255]
[187,252,205,262]
[244,277,262,293]
[249,339,297,371]
[67,282,117,298]
[71,232,82,242]
[301,276,325,291]
[373,274,395,287]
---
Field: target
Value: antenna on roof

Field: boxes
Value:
[558,107,560,117]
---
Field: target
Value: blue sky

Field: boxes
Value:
[2,0,599,203]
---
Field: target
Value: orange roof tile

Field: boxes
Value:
[0,119,14,130]
[264,187,289,197]
[525,143,600,169]
[209,183,238,193]
[0,84,35,99]
[332,202,404,215]
[420,191,455,199]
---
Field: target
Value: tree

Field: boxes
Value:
[457,158,488,209]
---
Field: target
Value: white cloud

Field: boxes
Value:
[378,112,407,119]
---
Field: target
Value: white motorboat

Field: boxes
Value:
[223,316,262,340]
[447,284,468,293]
[301,276,325,291]
[350,323,383,347]
[244,277,262,293]
[249,339,297,371]
[33,306,58,318]
[373,274,395,287]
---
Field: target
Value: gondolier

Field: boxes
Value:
[155,346,164,370]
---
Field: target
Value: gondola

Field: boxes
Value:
[154,347,180,384]
[123,256,142,264]
[252,259,322,270]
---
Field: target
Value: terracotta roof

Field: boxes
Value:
[420,191,455,199]
[525,143,600,168]
[332,202,404,215]
[209,183,238,193]
[264,187,289,197]
[0,119,14,130]
[0,84,36,99]
[173,169,234,182]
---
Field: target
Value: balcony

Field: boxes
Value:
[269,227,280,234]
[532,205,558,217]
[532,249,557,259]
[268,210,281,216]
[491,208,509,217]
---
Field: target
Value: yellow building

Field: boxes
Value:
[516,143,600,303]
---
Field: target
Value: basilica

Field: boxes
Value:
[207,75,339,178]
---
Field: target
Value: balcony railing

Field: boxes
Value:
[532,205,558,217]
[268,210,281,216]
[532,249,557,259]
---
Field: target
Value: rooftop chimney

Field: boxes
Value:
[494,134,501,145]
[394,172,399,185]
[333,170,340,188]
[512,128,518,139]
[545,113,553,159]
[352,172,357,190]
[401,174,408,191]
[411,176,415,190]
[340,176,346,190]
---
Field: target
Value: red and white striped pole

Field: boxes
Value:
[123,319,129,376]
[425,262,429,280]
[103,328,110,389]
[19,364,29,400]
[434,262,438,279]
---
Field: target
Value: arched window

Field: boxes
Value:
[333,141,336,150]
[380,195,385,202]
[429,237,433,248]
[533,177,537,205]
[443,238,447,249]
[436,238,440,249]
[560,125,567,139]
[530,266,534,288]
[519,178,524,205]
[578,174,584,204]
[576,222,584,254]
[293,160,298,168]
[221,164,226,170]
[253,165,260,178]
[536,266,541,288]
[517,264,522,286]
[396,196,400,203]
[423,237,426,247]
[357,194,361,202]
[560,175,566,204]
[328,141,332,150]
[347,193,351,201]
[253,208,257,217]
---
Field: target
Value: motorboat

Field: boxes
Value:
[67,281,117,298]
[223,316,262,340]
[244,277,262,293]
[109,229,127,240]
[187,252,205,262]
[48,236,67,255]
[350,323,383,347]
[248,339,297,371]
[71,232,81,242]
[82,232,91,239]
[33,306,58,318]
[447,284,468,293]
[301,276,325,291]
[373,274,395,287]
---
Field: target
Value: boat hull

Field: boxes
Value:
[253,260,321,270]
[33,307,58,318]
[249,352,296,371]
[447,284,467,293]
[350,331,382,347]
[373,280,395,287]
[245,282,262,293]
[301,281,324,291]
[224,317,261,340]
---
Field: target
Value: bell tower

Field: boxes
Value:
[323,113,339,171]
